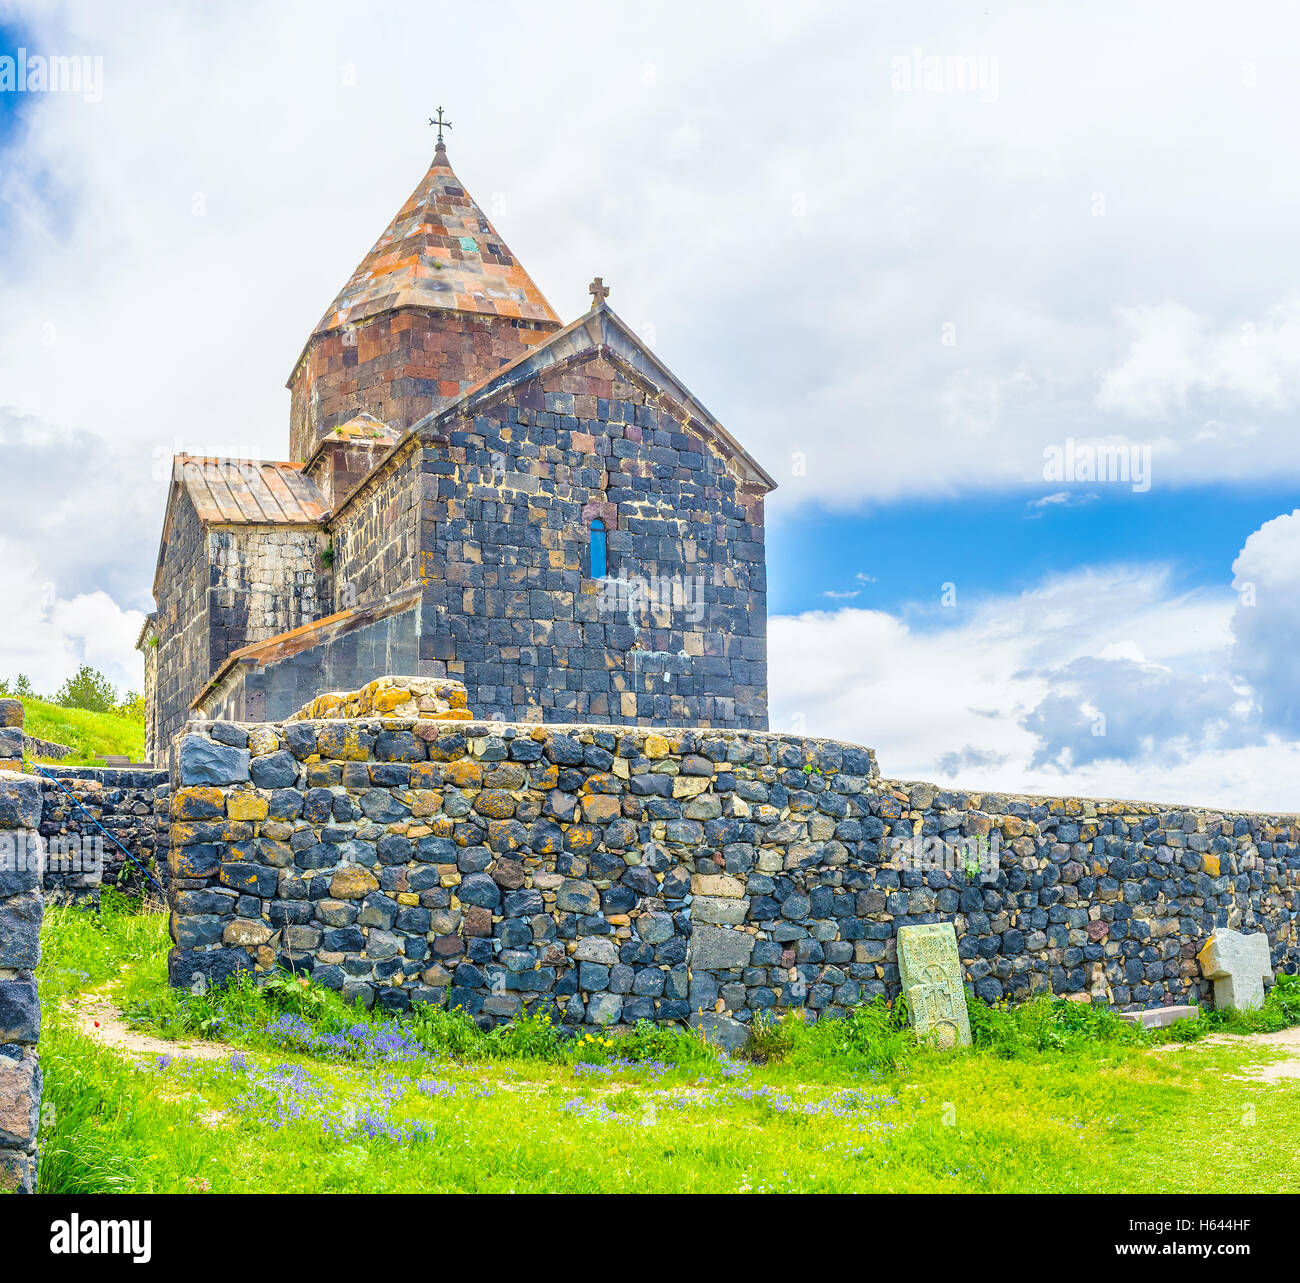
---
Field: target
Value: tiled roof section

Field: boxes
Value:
[175,456,329,525]
[314,142,562,336]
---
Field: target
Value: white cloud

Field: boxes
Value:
[1097,297,1300,420]
[2,0,1300,547]
[1230,508,1300,734]
[768,561,1300,811]
[0,535,144,695]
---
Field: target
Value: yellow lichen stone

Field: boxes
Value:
[330,867,379,899]
[247,726,278,756]
[443,759,483,788]
[226,792,269,822]
[396,892,419,906]
[580,794,621,823]
[373,687,408,713]
[1202,854,1221,877]
[171,786,225,819]
[644,734,670,760]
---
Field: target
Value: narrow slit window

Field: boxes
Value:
[590,517,608,579]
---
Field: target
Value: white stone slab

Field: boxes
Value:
[1197,928,1272,1012]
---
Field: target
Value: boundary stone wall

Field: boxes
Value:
[36,766,170,905]
[166,714,1299,1025]
[0,708,42,1192]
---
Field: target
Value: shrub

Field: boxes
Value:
[616,1018,715,1069]
[749,998,916,1073]
[485,1008,566,1062]
[405,1003,488,1060]
[971,994,1149,1057]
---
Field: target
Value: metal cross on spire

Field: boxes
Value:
[428,106,453,144]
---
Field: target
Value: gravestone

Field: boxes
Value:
[1197,929,1272,1011]
[897,922,971,1047]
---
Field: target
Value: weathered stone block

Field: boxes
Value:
[688,1011,752,1053]
[688,924,755,971]
[0,775,41,829]
[0,980,39,1045]
[0,1053,40,1148]
[0,894,41,971]
[692,895,750,926]
[178,735,250,786]
[556,879,600,914]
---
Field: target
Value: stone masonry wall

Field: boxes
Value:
[154,485,212,762]
[416,347,769,728]
[288,310,556,463]
[36,766,170,906]
[165,712,1298,1025]
[0,702,42,1193]
[207,525,331,668]
[329,438,422,610]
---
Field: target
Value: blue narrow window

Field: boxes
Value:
[590,518,608,579]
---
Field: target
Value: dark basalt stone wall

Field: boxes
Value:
[414,349,769,729]
[165,715,1300,1027]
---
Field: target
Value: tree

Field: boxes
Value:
[117,691,146,721]
[0,674,37,698]
[53,665,117,713]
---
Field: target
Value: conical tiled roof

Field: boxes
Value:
[313,141,561,336]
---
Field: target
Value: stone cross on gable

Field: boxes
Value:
[588,276,610,306]
[1198,928,1272,1011]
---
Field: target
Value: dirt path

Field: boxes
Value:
[72,991,228,1064]
[1210,1026,1300,1082]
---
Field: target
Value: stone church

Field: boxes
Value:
[139,134,775,764]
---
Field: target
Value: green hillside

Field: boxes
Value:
[19,698,146,767]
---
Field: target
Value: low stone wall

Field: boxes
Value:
[0,699,21,774]
[166,713,1300,1026]
[36,766,170,905]
[22,734,72,760]
[0,767,42,1193]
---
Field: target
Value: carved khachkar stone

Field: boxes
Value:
[1198,928,1272,1011]
[898,923,971,1048]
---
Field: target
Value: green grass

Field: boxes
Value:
[19,696,145,766]
[34,896,1300,1193]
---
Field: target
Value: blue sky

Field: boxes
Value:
[5,0,1300,809]
[0,21,30,146]
[767,485,1298,620]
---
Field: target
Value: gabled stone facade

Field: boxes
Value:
[143,140,774,763]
